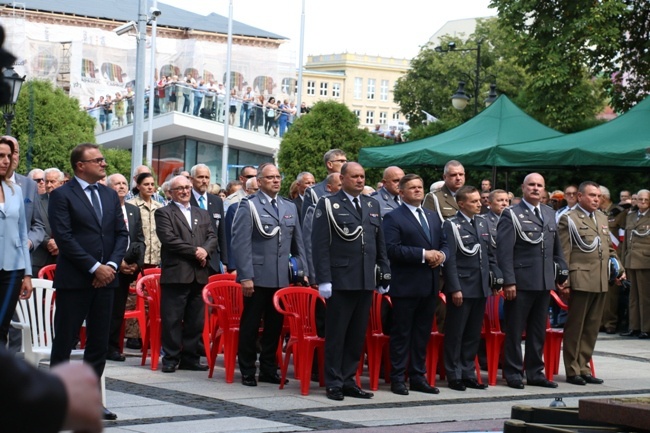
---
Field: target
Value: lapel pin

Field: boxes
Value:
[333,203,340,209]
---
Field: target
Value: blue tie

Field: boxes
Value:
[198,195,207,210]
[88,185,102,222]
[417,208,431,242]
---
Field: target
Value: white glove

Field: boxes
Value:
[377,285,390,294]
[318,283,332,299]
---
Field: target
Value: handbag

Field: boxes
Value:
[267,108,275,117]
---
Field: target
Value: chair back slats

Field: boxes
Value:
[37,264,56,280]
[203,281,243,330]
[273,287,322,340]
[208,273,237,284]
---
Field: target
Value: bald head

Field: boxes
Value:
[382,166,404,196]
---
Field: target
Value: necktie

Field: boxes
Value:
[534,207,542,222]
[271,198,279,216]
[198,195,206,210]
[88,185,102,222]
[417,208,431,242]
[394,195,400,206]
[353,197,362,217]
[590,212,597,225]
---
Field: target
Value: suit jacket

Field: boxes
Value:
[443,212,498,298]
[31,193,56,268]
[232,193,306,288]
[122,202,146,271]
[190,191,227,271]
[14,173,45,251]
[292,195,304,221]
[558,207,619,292]
[372,187,400,216]
[382,204,448,298]
[49,178,129,289]
[423,185,459,221]
[154,203,218,285]
[0,181,31,274]
[301,180,327,221]
[312,190,390,290]
[621,211,650,270]
[497,201,566,291]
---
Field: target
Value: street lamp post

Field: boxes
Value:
[437,40,497,116]
[2,67,25,135]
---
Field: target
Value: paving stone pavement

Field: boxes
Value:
[98,333,650,433]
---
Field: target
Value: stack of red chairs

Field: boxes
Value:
[357,291,392,390]
[483,293,505,386]
[202,273,236,375]
[136,273,162,370]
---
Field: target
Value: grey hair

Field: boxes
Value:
[44,167,64,181]
[190,163,211,178]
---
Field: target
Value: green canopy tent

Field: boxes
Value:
[491,96,650,169]
[359,95,563,168]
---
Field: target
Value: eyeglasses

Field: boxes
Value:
[170,185,192,192]
[33,178,44,183]
[80,157,106,164]
[243,174,256,179]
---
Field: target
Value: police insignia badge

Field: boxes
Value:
[333,203,340,209]
[315,209,322,218]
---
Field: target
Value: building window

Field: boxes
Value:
[392,112,400,120]
[366,110,374,125]
[367,78,375,100]
[307,81,315,96]
[380,79,389,101]
[332,83,341,98]
[379,112,387,124]
[320,82,328,96]
[353,109,361,120]
[354,77,362,99]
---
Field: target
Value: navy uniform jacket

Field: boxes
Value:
[496,202,566,291]
[382,204,448,298]
[312,190,390,290]
[232,193,306,288]
[443,213,499,298]
[190,192,227,271]
[301,180,327,222]
[49,178,128,289]
[485,210,500,249]
[372,186,400,217]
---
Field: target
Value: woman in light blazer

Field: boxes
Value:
[0,137,32,345]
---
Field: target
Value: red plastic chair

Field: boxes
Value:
[203,280,244,383]
[273,287,325,396]
[426,292,446,386]
[136,274,162,370]
[37,264,57,280]
[357,291,392,390]
[483,293,506,386]
[545,291,596,380]
[120,268,160,352]
[208,273,236,283]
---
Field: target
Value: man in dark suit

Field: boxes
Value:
[301,149,347,221]
[155,175,218,373]
[442,186,500,391]
[372,166,404,217]
[312,162,390,401]
[232,162,307,386]
[293,171,315,221]
[106,173,145,362]
[382,174,448,396]
[49,143,129,420]
[497,172,567,389]
[31,167,64,276]
[189,163,227,273]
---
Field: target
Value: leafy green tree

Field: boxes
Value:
[489,0,622,131]
[277,100,387,195]
[103,147,134,177]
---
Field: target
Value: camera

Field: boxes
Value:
[150,7,162,17]
[114,21,137,36]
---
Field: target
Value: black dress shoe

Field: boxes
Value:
[326,386,344,401]
[106,351,125,362]
[161,363,177,373]
[581,374,604,384]
[241,375,257,386]
[410,380,440,394]
[566,375,587,385]
[177,362,209,371]
[639,332,649,339]
[391,382,409,395]
[102,406,117,420]
[342,385,374,399]
[463,378,488,389]
[125,338,142,350]
[258,372,288,385]
[448,380,466,391]
[620,330,640,337]
[528,378,558,388]
[507,379,525,389]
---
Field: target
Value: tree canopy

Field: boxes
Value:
[277,100,386,194]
